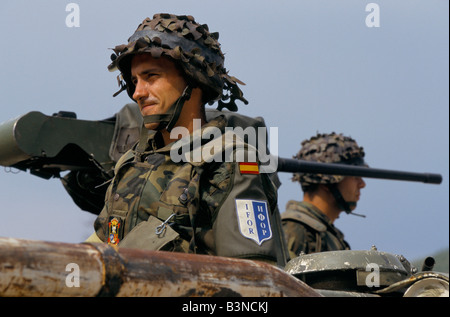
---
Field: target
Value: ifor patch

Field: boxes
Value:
[235,199,272,245]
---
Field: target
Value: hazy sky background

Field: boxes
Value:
[0,0,448,263]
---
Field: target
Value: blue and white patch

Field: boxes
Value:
[235,199,272,245]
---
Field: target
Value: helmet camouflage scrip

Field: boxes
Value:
[292,132,367,190]
[108,13,248,112]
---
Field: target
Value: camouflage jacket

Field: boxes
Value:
[281,200,350,258]
[94,115,285,264]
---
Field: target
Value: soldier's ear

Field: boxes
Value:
[319,184,332,195]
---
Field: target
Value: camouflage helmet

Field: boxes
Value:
[292,132,367,190]
[108,13,248,112]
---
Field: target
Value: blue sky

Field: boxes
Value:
[0,0,448,263]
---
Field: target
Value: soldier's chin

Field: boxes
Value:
[348,202,357,211]
[144,122,161,131]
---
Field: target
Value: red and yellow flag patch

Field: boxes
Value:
[108,216,122,245]
[239,162,259,175]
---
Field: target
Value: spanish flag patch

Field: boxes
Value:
[239,162,259,175]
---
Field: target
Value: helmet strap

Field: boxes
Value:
[135,85,192,155]
[142,85,193,133]
[328,184,366,218]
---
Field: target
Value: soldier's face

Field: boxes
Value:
[131,54,187,130]
[336,176,366,210]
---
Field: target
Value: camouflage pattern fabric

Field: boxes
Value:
[281,200,350,258]
[94,115,283,263]
[108,13,248,112]
[291,132,366,187]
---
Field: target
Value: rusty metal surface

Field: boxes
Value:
[115,246,319,297]
[0,237,103,296]
[0,237,321,297]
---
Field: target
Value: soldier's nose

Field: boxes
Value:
[133,79,148,102]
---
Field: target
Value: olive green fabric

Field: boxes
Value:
[281,200,350,259]
[94,115,284,263]
[109,103,143,162]
[119,215,189,252]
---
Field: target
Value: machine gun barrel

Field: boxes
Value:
[0,110,443,185]
[276,157,442,185]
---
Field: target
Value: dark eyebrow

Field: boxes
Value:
[130,67,161,83]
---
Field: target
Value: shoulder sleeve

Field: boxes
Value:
[211,160,284,263]
[281,209,327,232]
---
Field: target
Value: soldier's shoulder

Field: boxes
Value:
[281,202,327,233]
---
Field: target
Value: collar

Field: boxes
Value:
[138,114,228,154]
[285,200,334,226]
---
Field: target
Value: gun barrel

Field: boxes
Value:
[277,157,442,185]
[421,256,436,272]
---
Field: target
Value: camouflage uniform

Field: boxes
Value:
[93,115,283,263]
[282,132,366,258]
[282,200,350,259]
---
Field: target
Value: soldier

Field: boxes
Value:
[282,132,367,258]
[86,14,287,266]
